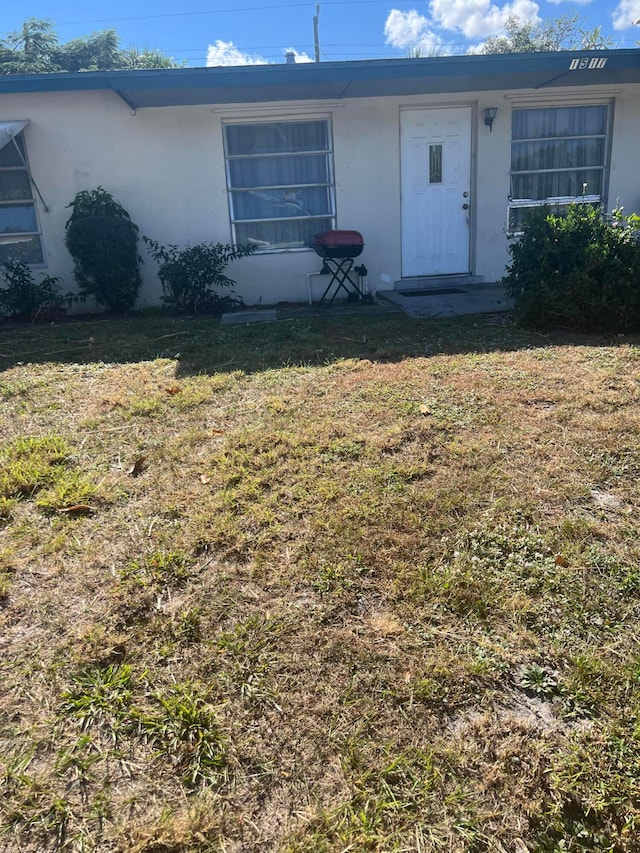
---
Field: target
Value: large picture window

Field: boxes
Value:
[508,105,609,233]
[0,129,44,265]
[224,119,335,250]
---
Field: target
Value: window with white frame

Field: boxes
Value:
[0,132,44,265]
[224,119,335,250]
[508,104,609,233]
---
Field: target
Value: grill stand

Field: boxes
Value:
[319,258,363,306]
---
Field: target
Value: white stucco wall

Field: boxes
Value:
[2,81,640,307]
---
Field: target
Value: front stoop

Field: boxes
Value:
[376,281,512,318]
[393,275,485,292]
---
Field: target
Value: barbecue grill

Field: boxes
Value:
[313,230,364,259]
[312,230,365,305]
[311,231,364,305]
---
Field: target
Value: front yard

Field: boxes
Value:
[1,312,639,852]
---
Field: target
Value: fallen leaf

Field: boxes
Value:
[127,455,148,476]
[58,504,93,515]
[165,386,181,395]
[200,474,210,484]
[555,555,569,567]
[210,429,225,435]
[418,404,430,414]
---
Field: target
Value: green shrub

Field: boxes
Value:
[65,187,142,313]
[0,259,64,322]
[503,204,640,332]
[143,237,254,314]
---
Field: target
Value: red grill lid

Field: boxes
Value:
[313,230,364,248]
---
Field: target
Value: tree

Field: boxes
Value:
[405,45,446,59]
[0,18,179,74]
[579,26,615,50]
[480,14,613,54]
[65,187,143,314]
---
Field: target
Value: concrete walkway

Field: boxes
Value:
[220,284,512,324]
[220,301,400,324]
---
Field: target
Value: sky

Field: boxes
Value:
[2,0,640,67]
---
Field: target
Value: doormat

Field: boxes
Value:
[398,287,468,297]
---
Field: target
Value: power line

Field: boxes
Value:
[164,42,468,51]
[58,0,400,27]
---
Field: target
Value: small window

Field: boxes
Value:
[429,144,443,184]
[508,105,609,233]
[0,132,44,265]
[224,119,335,251]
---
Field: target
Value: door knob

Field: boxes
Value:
[463,191,469,197]
[462,203,469,210]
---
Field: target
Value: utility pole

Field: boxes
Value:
[313,4,320,62]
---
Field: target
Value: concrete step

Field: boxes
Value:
[376,283,512,318]
[393,275,485,292]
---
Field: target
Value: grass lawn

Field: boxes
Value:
[1,311,640,852]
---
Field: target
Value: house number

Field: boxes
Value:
[569,57,608,71]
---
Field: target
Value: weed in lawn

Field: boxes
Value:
[167,373,243,412]
[171,607,203,645]
[35,469,99,513]
[119,549,193,589]
[127,396,163,417]
[323,437,367,461]
[311,554,368,596]
[0,434,69,500]
[0,495,16,520]
[417,560,498,620]
[0,379,30,399]
[558,660,604,720]
[519,664,559,698]
[140,684,226,788]
[410,524,573,627]
[589,549,640,595]
[215,614,283,709]
[59,664,134,738]
[54,734,104,782]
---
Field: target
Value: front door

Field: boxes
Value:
[401,107,472,277]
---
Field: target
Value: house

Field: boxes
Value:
[1,50,639,307]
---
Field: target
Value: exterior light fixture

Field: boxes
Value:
[484,107,498,132]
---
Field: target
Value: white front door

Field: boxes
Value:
[401,107,472,277]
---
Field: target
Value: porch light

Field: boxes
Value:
[484,107,498,132]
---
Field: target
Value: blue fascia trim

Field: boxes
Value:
[0,49,639,100]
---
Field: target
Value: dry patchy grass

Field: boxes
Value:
[1,312,640,852]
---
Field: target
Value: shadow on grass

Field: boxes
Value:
[0,310,637,376]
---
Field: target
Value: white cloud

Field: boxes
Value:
[547,0,592,4]
[206,41,313,66]
[466,41,488,53]
[612,0,640,29]
[384,9,443,50]
[284,48,313,63]
[206,40,267,66]
[429,0,540,39]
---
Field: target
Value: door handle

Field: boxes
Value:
[462,203,469,210]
